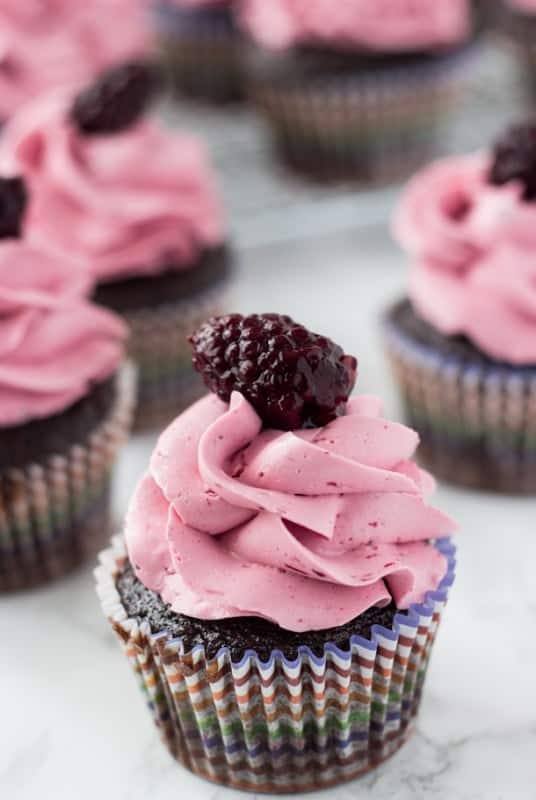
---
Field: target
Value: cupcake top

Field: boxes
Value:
[0,0,151,120]
[0,64,225,284]
[0,177,126,427]
[239,0,471,53]
[126,314,454,633]
[394,120,536,365]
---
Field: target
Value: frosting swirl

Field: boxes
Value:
[0,1,150,120]
[394,153,536,364]
[0,241,126,427]
[239,0,471,52]
[126,391,453,632]
[0,90,225,283]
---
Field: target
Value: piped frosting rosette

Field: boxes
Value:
[126,391,453,633]
[0,242,126,427]
[394,153,536,364]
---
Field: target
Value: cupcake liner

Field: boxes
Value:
[96,535,455,793]
[124,281,229,433]
[153,2,244,103]
[384,311,536,494]
[0,367,136,592]
[248,45,478,184]
[499,8,536,101]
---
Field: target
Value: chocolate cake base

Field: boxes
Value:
[93,247,232,314]
[385,299,536,494]
[117,563,397,661]
[0,377,116,472]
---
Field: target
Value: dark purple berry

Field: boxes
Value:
[489,120,536,200]
[189,313,358,430]
[71,61,160,136]
[0,176,28,239]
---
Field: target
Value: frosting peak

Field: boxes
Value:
[126,392,454,632]
[0,242,126,427]
[0,90,225,282]
[240,0,471,52]
[394,153,536,364]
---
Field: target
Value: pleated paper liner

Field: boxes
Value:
[498,7,536,103]
[0,366,136,592]
[153,2,245,103]
[248,44,477,184]
[384,310,536,494]
[96,535,456,794]
[124,281,230,433]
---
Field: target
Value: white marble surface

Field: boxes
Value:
[2,228,535,800]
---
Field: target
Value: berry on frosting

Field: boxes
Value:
[0,176,28,239]
[71,61,160,136]
[189,313,357,430]
[489,121,536,200]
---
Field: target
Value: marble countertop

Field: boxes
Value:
[2,228,535,800]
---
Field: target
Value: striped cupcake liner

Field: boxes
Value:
[0,367,136,592]
[124,281,229,433]
[384,310,536,494]
[248,45,478,184]
[96,535,455,793]
[153,2,245,103]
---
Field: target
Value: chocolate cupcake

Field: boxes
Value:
[0,1,151,126]
[238,0,479,184]
[152,0,245,103]
[0,64,232,432]
[97,313,456,793]
[0,180,134,591]
[384,121,536,494]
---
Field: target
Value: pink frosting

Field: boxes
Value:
[394,154,536,364]
[507,0,536,12]
[0,241,126,427]
[239,0,471,52]
[0,90,225,283]
[126,391,454,633]
[0,0,151,120]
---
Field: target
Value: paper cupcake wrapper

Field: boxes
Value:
[249,45,478,183]
[123,281,229,433]
[384,312,536,494]
[96,535,455,793]
[153,2,244,102]
[0,366,136,592]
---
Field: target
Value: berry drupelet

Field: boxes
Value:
[190,313,357,430]
[0,176,28,239]
[489,120,536,201]
[71,61,161,136]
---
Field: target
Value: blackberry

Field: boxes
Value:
[71,61,160,136]
[489,121,536,200]
[190,313,357,430]
[0,176,27,239]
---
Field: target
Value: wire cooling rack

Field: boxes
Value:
[164,41,525,249]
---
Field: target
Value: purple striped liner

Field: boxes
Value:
[96,535,455,793]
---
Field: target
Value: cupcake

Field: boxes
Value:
[499,0,536,102]
[384,121,536,494]
[238,0,478,183]
[96,313,456,793]
[152,0,244,103]
[1,64,232,432]
[0,178,133,592]
[0,0,151,125]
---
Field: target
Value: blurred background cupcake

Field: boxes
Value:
[384,120,536,494]
[0,64,233,433]
[0,0,152,126]
[152,0,245,103]
[0,178,133,592]
[238,0,479,184]
[499,0,536,103]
